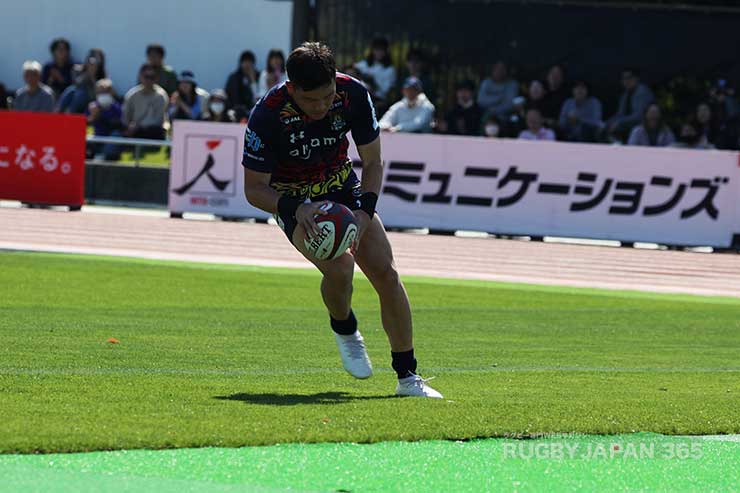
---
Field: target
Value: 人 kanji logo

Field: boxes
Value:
[173,140,231,195]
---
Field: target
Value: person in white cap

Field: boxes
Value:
[378,76,435,133]
[13,60,55,112]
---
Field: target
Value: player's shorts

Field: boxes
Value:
[273,164,361,243]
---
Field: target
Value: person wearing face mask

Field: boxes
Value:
[86,78,123,160]
[443,80,483,136]
[201,89,236,123]
[482,114,501,138]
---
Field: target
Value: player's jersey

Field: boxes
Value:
[242,73,380,199]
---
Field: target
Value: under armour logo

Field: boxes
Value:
[289,131,305,144]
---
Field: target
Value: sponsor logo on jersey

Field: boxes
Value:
[245,128,263,152]
[331,114,346,132]
[282,115,303,125]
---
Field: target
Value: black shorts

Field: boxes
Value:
[275,170,361,242]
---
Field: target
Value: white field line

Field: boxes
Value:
[2,366,739,376]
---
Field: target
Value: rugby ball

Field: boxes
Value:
[304,202,358,261]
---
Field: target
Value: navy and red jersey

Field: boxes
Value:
[242,73,379,198]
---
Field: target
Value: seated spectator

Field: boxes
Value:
[123,64,169,140]
[201,89,236,123]
[379,77,434,133]
[399,49,435,105]
[671,119,714,150]
[41,37,74,96]
[526,80,547,114]
[558,80,603,142]
[627,103,675,147]
[0,83,8,109]
[606,68,654,142]
[257,49,288,98]
[355,37,396,112]
[13,60,55,112]
[168,71,209,121]
[518,108,555,141]
[145,44,177,95]
[57,49,106,114]
[86,79,124,160]
[707,79,740,149]
[482,114,502,138]
[695,102,718,146]
[443,80,483,136]
[477,60,518,118]
[499,95,527,138]
[542,64,568,122]
[225,50,259,113]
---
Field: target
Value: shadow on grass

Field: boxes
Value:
[214,391,398,406]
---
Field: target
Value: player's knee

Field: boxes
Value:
[324,254,354,285]
[367,261,401,291]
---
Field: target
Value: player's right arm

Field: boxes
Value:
[242,113,326,237]
[243,168,279,214]
[243,170,327,238]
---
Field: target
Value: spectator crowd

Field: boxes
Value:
[2,36,739,161]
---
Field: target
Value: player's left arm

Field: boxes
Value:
[348,80,383,253]
[351,136,381,254]
[357,136,382,197]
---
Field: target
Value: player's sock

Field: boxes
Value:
[391,348,417,379]
[330,310,357,335]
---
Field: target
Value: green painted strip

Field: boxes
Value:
[0,434,738,492]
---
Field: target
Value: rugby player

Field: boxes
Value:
[242,42,442,398]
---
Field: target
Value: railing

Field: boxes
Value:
[86,135,171,166]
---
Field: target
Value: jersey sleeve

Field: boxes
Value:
[348,81,381,146]
[242,105,277,173]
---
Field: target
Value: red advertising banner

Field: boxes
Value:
[0,111,86,206]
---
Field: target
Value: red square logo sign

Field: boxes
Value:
[0,111,86,206]
[172,135,238,197]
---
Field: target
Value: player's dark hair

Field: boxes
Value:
[50,37,70,54]
[266,49,286,73]
[286,42,336,91]
[146,44,165,58]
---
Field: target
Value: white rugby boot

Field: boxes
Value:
[396,374,443,398]
[334,331,373,379]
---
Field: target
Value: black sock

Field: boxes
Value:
[330,310,357,335]
[391,349,417,379]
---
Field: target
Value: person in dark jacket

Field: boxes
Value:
[41,37,75,96]
[225,50,259,117]
[444,80,483,136]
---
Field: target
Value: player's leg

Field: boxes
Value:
[291,223,354,321]
[353,214,442,398]
[288,221,372,379]
[352,215,411,352]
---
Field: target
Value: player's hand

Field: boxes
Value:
[296,201,330,240]
[350,209,372,256]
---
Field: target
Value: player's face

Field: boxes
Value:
[290,81,336,121]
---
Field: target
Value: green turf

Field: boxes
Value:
[1,434,738,492]
[1,250,739,456]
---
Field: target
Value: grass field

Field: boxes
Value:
[1,251,739,491]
